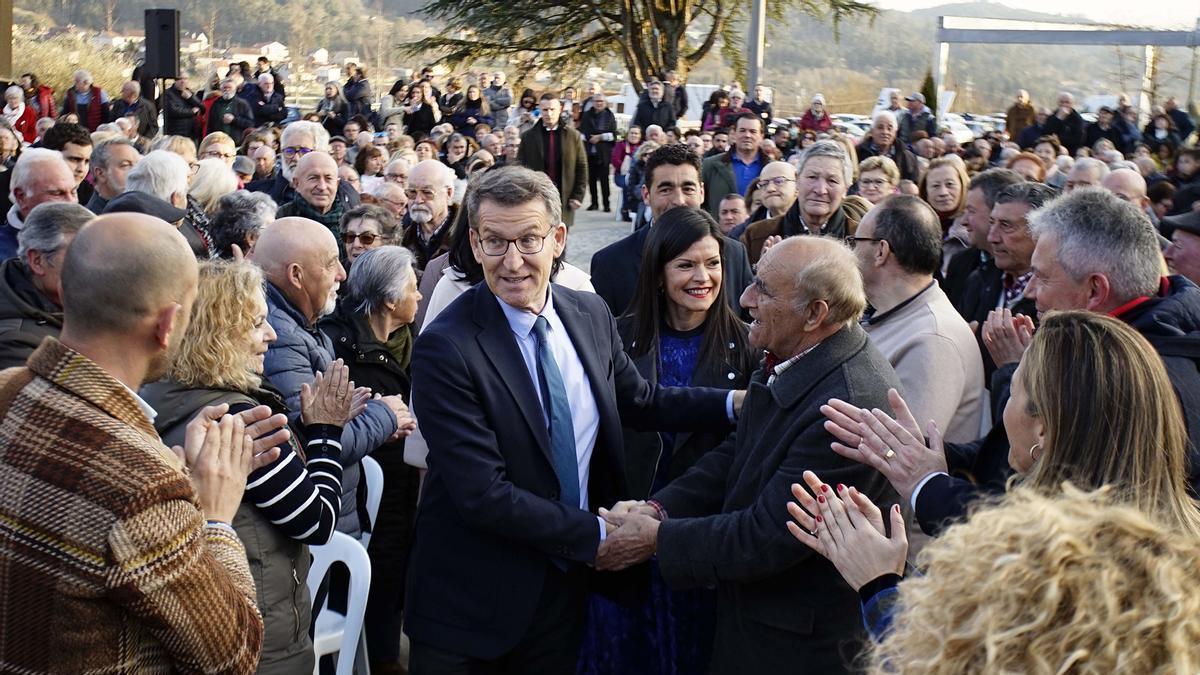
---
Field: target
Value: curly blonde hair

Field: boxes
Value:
[870,485,1200,674]
[166,261,265,393]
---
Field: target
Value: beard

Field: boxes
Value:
[318,286,339,318]
[281,161,295,182]
[409,205,433,225]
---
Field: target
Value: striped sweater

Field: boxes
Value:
[0,337,264,673]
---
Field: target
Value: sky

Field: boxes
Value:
[872,0,1199,30]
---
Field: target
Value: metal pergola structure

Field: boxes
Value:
[931,15,1200,124]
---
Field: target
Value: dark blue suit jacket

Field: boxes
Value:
[404,283,731,659]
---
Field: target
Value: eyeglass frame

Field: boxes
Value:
[343,231,383,246]
[474,231,552,256]
[282,146,315,157]
[847,236,885,249]
[754,176,796,190]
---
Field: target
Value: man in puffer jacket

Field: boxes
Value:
[253,216,413,539]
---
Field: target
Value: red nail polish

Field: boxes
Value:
[837,483,845,492]
[817,495,825,503]
[820,484,829,493]
[815,515,823,523]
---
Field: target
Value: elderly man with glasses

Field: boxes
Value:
[399,159,457,272]
[247,121,360,211]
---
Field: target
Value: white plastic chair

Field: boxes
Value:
[308,531,372,675]
[359,455,384,549]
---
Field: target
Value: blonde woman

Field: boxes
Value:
[790,311,1200,641]
[856,156,900,205]
[917,156,969,234]
[141,261,358,675]
[189,157,238,215]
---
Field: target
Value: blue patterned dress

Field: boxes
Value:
[577,323,717,675]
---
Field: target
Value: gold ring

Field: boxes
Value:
[885,449,896,459]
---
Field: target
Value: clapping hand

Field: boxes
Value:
[175,405,270,523]
[595,507,660,571]
[300,359,355,427]
[982,308,1034,367]
[785,470,907,591]
[821,389,948,504]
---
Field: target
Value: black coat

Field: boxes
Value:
[632,99,677,131]
[590,224,754,320]
[1043,109,1086,155]
[616,318,757,499]
[653,323,901,674]
[578,108,617,166]
[855,139,919,182]
[245,87,287,126]
[404,283,733,659]
[163,86,205,138]
[0,259,61,369]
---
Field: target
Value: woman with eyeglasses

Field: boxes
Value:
[340,204,400,267]
[856,156,900,205]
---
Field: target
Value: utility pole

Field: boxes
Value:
[748,0,766,89]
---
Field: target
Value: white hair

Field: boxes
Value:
[873,110,898,127]
[258,73,273,85]
[73,70,93,83]
[385,157,410,174]
[4,85,22,101]
[280,120,330,153]
[1071,157,1111,181]
[412,158,455,190]
[190,158,238,213]
[371,181,405,201]
[123,81,140,95]
[10,148,70,199]
[798,139,854,186]
[125,150,189,202]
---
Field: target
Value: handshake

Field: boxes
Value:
[594,500,662,571]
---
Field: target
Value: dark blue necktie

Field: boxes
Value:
[532,316,580,508]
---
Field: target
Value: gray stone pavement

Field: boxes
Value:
[564,179,631,274]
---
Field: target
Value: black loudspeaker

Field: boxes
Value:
[144,9,181,79]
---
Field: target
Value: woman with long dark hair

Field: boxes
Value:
[578,206,758,675]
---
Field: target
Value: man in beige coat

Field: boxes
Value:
[854,195,985,443]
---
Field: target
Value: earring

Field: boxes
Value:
[1028,442,1042,462]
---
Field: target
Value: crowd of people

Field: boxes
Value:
[0,59,1199,675]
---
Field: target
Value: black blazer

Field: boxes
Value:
[590,225,754,319]
[404,283,732,660]
[617,318,757,499]
[652,324,902,674]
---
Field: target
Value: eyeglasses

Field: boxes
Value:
[848,236,884,249]
[477,233,550,256]
[202,150,236,160]
[859,178,891,187]
[755,176,796,190]
[343,232,381,246]
[188,162,200,174]
[282,146,315,157]
[384,173,408,182]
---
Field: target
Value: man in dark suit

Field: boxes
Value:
[405,165,742,673]
[578,94,617,212]
[590,144,754,318]
[597,235,901,673]
[517,92,587,227]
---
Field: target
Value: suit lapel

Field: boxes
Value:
[472,286,552,462]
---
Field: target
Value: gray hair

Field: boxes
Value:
[125,150,189,202]
[4,85,22,100]
[73,70,93,83]
[208,190,277,258]
[189,158,238,213]
[465,165,562,230]
[257,73,273,85]
[872,110,897,127]
[798,139,853,186]
[281,120,330,152]
[1071,157,1110,181]
[995,181,1059,233]
[18,202,94,259]
[10,148,70,199]
[1028,187,1161,303]
[92,137,138,170]
[348,246,416,316]
[341,203,399,241]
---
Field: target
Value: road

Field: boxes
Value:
[563,181,630,275]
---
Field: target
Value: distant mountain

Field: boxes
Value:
[909,2,1094,23]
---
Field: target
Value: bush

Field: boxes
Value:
[13,29,133,100]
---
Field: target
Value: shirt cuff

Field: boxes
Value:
[725,391,736,421]
[205,520,238,536]
[597,515,607,542]
[910,471,948,510]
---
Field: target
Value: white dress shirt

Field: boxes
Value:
[497,289,607,540]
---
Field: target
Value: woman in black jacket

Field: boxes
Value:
[579,206,758,675]
[319,245,422,675]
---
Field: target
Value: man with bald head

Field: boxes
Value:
[1064,157,1110,193]
[253,216,411,540]
[370,181,408,220]
[277,151,348,252]
[1,149,79,260]
[0,212,287,673]
[601,235,901,673]
[401,159,457,271]
[737,160,798,240]
[1102,167,1154,222]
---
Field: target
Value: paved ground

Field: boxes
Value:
[564,180,630,274]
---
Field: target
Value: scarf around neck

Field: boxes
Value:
[3,102,23,126]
